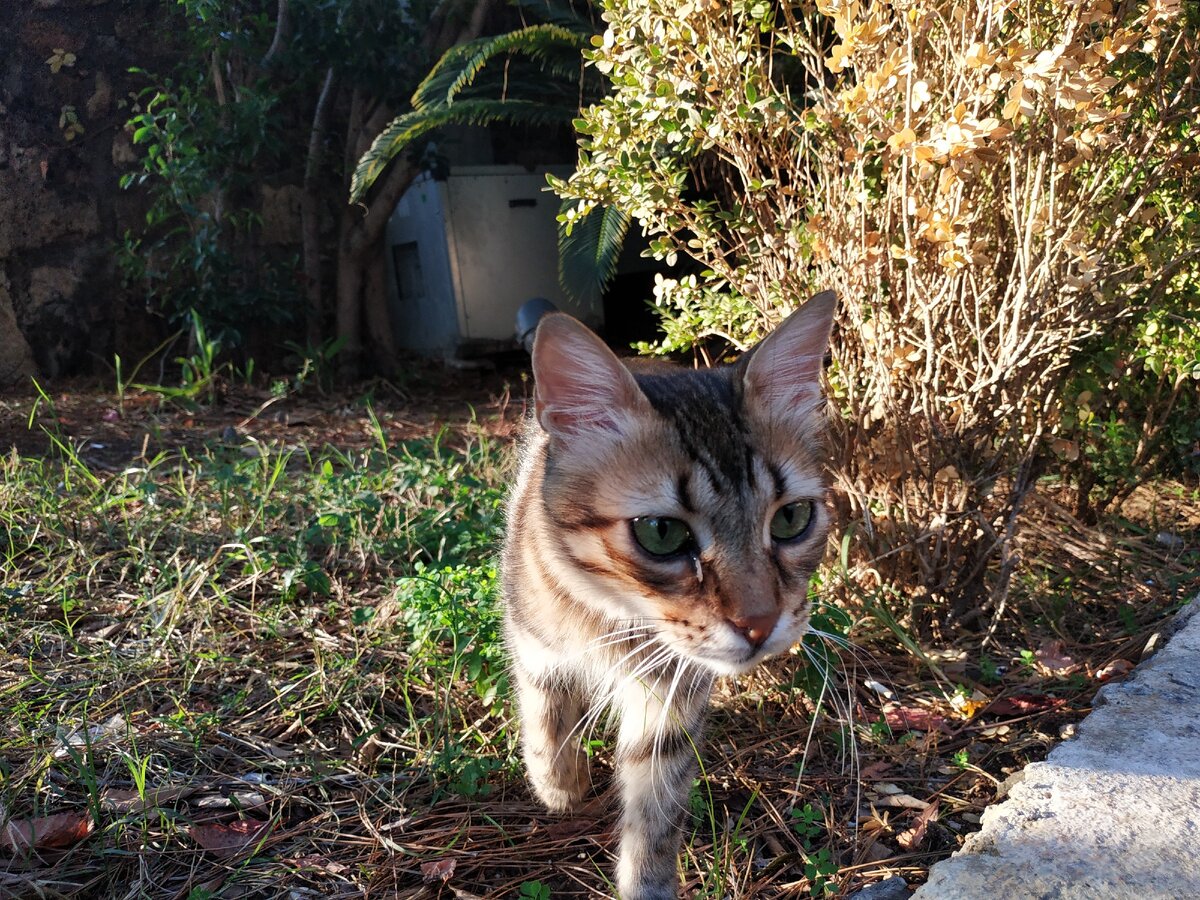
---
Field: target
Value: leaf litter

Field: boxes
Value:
[0,380,1194,896]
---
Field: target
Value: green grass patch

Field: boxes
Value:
[0,416,517,894]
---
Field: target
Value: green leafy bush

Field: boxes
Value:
[118,2,301,343]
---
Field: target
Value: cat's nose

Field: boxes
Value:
[728,612,779,649]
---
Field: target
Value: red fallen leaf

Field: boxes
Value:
[188,819,273,857]
[1035,639,1079,675]
[883,704,953,734]
[985,694,1066,716]
[1096,658,1134,682]
[896,799,939,850]
[421,858,456,883]
[0,812,94,853]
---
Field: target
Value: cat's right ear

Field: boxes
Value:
[531,314,648,442]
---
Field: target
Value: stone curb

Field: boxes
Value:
[907,596,1200,900]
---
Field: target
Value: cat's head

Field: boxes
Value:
[531,292,836,676]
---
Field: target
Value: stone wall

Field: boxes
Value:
[0,0,171,385]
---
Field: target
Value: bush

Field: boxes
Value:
[556,0,1200,628]
[118,2,302,346]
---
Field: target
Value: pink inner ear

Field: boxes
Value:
[532,314,644,440]
[744,292,836,415]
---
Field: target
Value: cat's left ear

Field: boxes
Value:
[740,290,836,423]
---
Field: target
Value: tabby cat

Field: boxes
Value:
[501,291,836,899]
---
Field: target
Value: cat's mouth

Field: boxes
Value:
[677,642,779,677]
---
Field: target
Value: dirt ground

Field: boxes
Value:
[2,365,1198,898]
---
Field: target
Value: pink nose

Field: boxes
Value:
[728,612,779,649]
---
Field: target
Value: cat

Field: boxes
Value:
[501,290,836,899]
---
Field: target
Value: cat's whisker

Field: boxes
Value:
[809,628,904,701]
[565,643,679,763]
[807,627,853,648]
[796,640,862,815]
[588,620,655,640]
[579,629,654,654]
[547,636,667,772]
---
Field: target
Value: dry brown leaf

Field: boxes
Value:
[1095,658,1135,682]
[1035,639,1079,675]
[986,694,1067,716]
[543,817,596,840]
[0,812,94,853]
[288,854,349,876]
[421,857,456,883]
[102,785,196,813]
[859,760,892,781]
[871,791,930,810]
[896,800,940,850]
[188,819,273,857]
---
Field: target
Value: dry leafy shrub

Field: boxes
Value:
[557,0,1200,629]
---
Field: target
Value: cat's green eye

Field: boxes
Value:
[631,516,693,557]
[770,501,814,541]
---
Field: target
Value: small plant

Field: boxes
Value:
[57,105,84,141]
[804,847,839,897]
[117,3,301,344]
[978,654,1002,684]
[519,881,551,900]
[46,48,77,73]
[790,803,824,844]
[135,310,232,407]
[281,336,347,396]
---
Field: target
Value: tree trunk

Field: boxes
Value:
[333,0,498,379]
[302,67,337,346]
[335,144,419,378]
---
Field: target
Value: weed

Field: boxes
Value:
[135,310,231,407]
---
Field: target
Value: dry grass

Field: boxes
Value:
[0,381,1196,898]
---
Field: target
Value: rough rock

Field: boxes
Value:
[0,272,37,385]
[913,600,1200,900]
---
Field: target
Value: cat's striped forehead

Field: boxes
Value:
[629,363,826,502]
[634,367,757,495]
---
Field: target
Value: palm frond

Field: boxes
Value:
[445,25,590,105]
[351,100,575,203]
[411,42,483,112]
[558,200,630,307]
[510,0,601,32]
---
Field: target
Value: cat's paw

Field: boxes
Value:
[532,781,587,813]
[529,754,591,812]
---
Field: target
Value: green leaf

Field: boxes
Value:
[557,200,630,307]
[351,100,573,203]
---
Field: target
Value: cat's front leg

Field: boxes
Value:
[511,657,591,812]
[614,672,711,900]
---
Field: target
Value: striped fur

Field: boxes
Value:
[501,293,837,898]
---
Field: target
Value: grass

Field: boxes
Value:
[1,393,517,896]
[0,382,1197,898]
